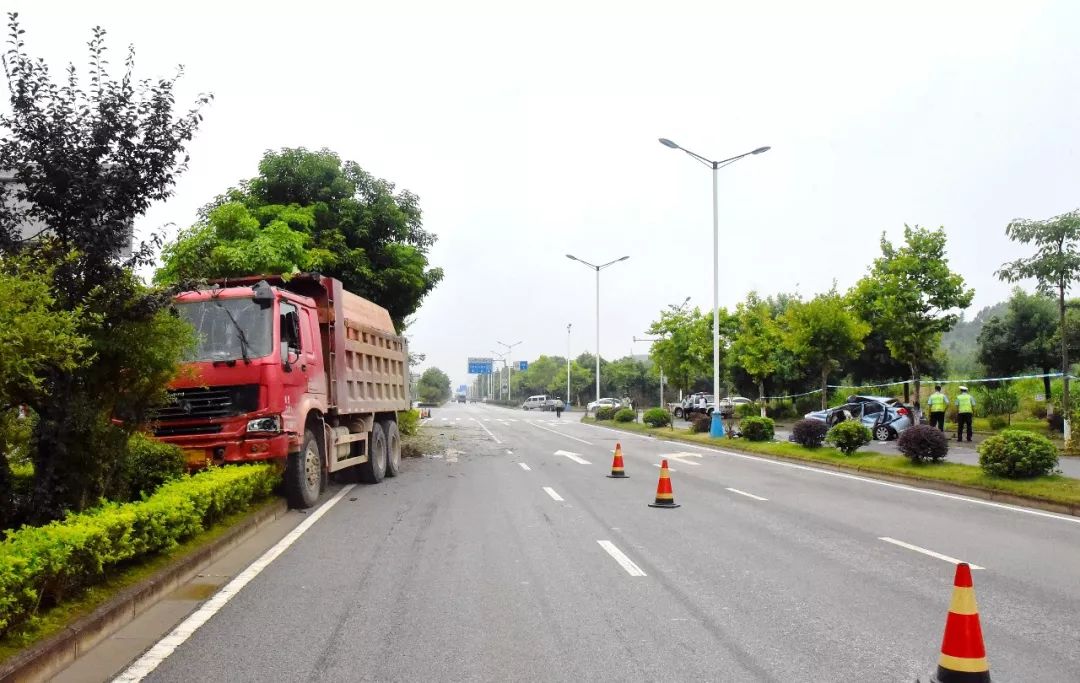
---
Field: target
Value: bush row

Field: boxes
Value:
[0,464,279,634]
[643,408,671,428]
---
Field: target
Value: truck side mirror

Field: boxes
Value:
[280,341,292,370]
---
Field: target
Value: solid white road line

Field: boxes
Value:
[597,540,647,577]
[113,485,356,682]
[527,420,593,445]
[554,449,592,465]
[519,463,531,471]
[879,537,984,569]
[543,486,565,501]
[726,487,768,501]
[471,417,503,444]
[576,420,1080,528]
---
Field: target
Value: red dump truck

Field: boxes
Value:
[150,274,410,508]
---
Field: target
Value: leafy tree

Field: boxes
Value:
[998,209,1080,439]
[731,292,784,415]
[157,148,443,330]
[977,288,1062,401]
[647,304,727,395]
[852,226,973,413]
[0,15,206,523]
[604,356,652,406]
[417,367,451,404]
[782,289,870,409]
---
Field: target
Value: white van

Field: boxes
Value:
[521,395,550,411]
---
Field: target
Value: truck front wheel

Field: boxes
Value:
[358,422,387,484]
[285,429,322,508]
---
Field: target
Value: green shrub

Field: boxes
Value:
[736,403,758,419]
[0,464,278,634]
[740,416,774,442]
[397,409,421,436]
[977,385,1019,419]
[595,406,617,421]
[826,421,872,455]
[689,414,711,433]
[897,424,949,463]
[978,430,1059,478]
[122,433,186,500]
[642,408,671,428]
[791,419,829,448]
[614,408,635,423]
[987,415,1008,430]
[795,395,822,416]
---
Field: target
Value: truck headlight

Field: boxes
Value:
[247,416,281,433]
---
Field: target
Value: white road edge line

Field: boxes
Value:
[112,484,356,682]
[527,420,593,445]
[471,417,503,444]
[879,537,984,570]
[726,487,768,501]
[519,463,531,471]
[574,420,1080,526]
[597,540,647,577]
[543,486,564,501]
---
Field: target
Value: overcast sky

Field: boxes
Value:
[12,1,1080,389]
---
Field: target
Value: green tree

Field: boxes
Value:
[0,15,206,523]
[417,367,451,404]
[731,292,784,415]
[782,289,870,409]
[977,288,1063,402]
[157,148,443,330]
[647,304,723,395]
[852,226,973,413]
[998,209,1080,440]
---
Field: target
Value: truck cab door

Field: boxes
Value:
[279,301,305,434]
[299,308,325,395]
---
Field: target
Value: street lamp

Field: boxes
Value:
[659,137,770,437]
[566,254,630,403]
[497,340,522,401]
[489,350,507,401]
[566,323,572,407]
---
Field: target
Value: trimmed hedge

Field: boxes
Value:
[0,464,278,634]
[827,421,872,455]
[740,416,775,442]
[689,414,711,433]
[614,408,635,423]
[979,430,1059,478]
[897,424,949,463]
[791,419,829,448]
[595,406,617,421]
[642,408,671,428]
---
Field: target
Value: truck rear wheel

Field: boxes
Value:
[384,420,401,477]
[358,422,387,484]
[285,429,322,508]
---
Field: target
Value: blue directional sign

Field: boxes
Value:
[517,361,528,371]
[467,357,494,374]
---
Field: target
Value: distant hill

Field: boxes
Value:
[940,301,1008,376]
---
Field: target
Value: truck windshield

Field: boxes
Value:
[174,298,273,362]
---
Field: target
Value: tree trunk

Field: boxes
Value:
[903,382,910,403]
[1061,282,1071,441]
[820,366,829,410]
[911,363,922,425]
[758,379,766,418]
[1043,370,1053,417]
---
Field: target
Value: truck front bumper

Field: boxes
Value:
[161,432,292,467]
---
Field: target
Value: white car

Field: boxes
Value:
[587,397,621,412]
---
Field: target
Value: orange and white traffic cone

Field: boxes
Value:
[923,562,990,682]
[648,459,680,508]
[607,442,629,478]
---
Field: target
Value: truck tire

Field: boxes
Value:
[384,420,401,477]
[358,422,387,484]
[285,429,322,508]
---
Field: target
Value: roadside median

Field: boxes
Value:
[581,417,1080,517]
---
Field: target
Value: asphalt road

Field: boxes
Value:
[127,402,1080,682]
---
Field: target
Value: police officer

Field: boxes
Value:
[927,384,949,432]
[955,386,976,442]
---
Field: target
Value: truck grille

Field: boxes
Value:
[154,424,225,437]
[151,385,260,422]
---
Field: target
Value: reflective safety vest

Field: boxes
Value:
[956,393,974,414]
[928,392,947,411]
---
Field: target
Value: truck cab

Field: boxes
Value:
[152,275,409,508]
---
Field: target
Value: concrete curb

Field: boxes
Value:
[0,498,289,683]
[583,420,1080,519]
